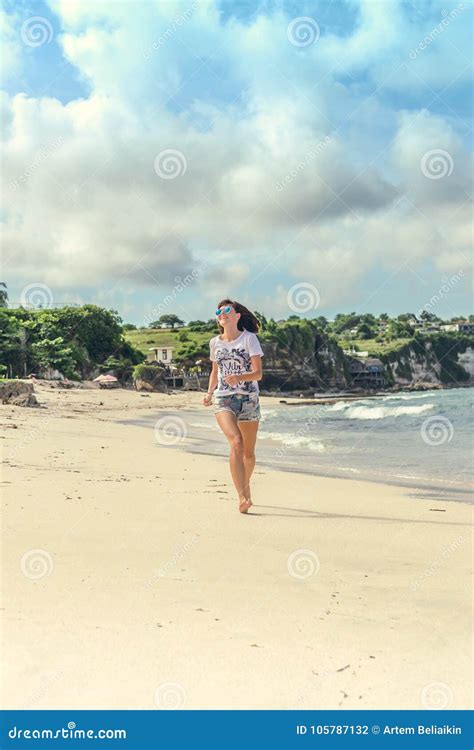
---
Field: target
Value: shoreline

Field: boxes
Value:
[181,446,474,504]
[117,412,473,503]
[1,383,472,710]
[114,387,473,503]
[262,381,472,404]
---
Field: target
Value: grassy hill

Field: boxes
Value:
[336,337,414,356]
[124,327,216,364]
[124,317,474,391]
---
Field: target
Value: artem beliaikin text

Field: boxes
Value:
[383,725,462,735]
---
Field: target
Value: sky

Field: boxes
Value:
[1,0,472,326]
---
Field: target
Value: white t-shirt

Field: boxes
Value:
[209,329,264,395]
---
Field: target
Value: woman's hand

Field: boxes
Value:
[223,374,241,387]
[202,393,213,406]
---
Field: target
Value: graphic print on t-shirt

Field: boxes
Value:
[210,329,264,395]
[215,345,256,393]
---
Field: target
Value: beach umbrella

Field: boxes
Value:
[93,374,118,382]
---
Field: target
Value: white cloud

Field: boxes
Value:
[0,0,471,317]
[0,8,23,81]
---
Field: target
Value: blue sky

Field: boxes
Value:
[1,0,472,324]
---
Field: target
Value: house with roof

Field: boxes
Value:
[453,320,473,334]
[148,346,174,364]
[348,356,386,388]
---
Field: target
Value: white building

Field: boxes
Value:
[343,347,369,358]
[149,346,174,364]
[454,321,473,333]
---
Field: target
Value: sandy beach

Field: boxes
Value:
[1,382,472,710]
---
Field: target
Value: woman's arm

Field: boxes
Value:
[207,361,218,393]
[203,361,218,404]
[224,355,262,385]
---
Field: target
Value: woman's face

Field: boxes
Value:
[216,304,240,327]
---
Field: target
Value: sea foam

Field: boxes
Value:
[258,430,326,451]
[341,403,434,420]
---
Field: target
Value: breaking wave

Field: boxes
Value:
[259,430,327,452]
[336,403,434,420]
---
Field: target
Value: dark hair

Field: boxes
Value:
[217,299,260,333]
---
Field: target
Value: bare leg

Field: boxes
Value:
[215,411,249,509]
[238,420,259,501]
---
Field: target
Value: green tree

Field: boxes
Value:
[188,319,207,330]
[266,318,278,333]
[0,283,8,308]
[333,313,360,334]
[387,320,412,339]
[357,323,374,340]
[254,311,267,331]
[30,337,76,376]
[0,305,143,379]
[150,314,184,329]
[396,313,416,322]
[420,311,440,323]
[0,310,23,376]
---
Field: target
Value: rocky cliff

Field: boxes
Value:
[381,334,474,387]
[260,321,348,391]
[132,363,168,392]
[259,325,474,392]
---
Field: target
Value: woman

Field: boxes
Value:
[202,299,264,514]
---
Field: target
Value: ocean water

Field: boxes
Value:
[254,388,473,501]
[123,387,474,503]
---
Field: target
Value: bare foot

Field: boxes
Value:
[239,494,253,514]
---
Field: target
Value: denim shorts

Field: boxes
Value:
[213,392,261,422]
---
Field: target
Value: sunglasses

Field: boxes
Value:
[215,305,233,316]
